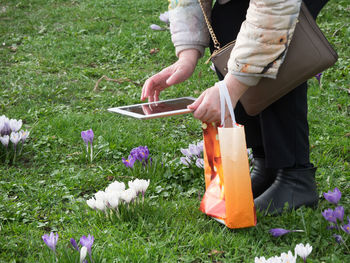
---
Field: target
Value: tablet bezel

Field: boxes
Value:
[108,97,196,119]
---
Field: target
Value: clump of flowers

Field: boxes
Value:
[150,11,169,31]
[180,141,204,169]
[255,243,312,263]
[321,187,349,251]
[122,146,150,168]
[86,179,150,215]
[81,129,94,162]
[70,234,94,263]
[0,115,30,164]
[42,232,95,263]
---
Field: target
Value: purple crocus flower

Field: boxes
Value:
[189,144,201,156]
[81,129,94,162]
[341,222,350,234]
[159,11,169,24]
[42,232,59,253]
[334,206,344,222]
[130,146,149,163]
[122,155,136,168]
[180,148,192,157]
[80,234,94,256]
[322,208,337,224]
[81,129,94,146]
[315,72,322,85]
[269,228,291,237]
[333,234,343,244]
[195,158,204,169]
[180,156,190,166]
[323,187,341,205]
[70,238,79,251]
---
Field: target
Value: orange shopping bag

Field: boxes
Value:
[199,81,256,228]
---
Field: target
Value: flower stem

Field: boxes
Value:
[90,143,93,163]
[12,146,17,165]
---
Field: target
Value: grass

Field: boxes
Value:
[0,0,349,262]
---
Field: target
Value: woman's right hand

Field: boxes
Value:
[141,49,200,102]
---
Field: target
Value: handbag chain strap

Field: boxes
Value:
[198,0,221,50]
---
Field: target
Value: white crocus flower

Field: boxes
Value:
[295,243,312,262]
[255,257,268,263]
[120,188,137,204]
[80,246,88,263]
[19,130,30,143]
[106,192,120,209]
[94,191,107,203]
[280,251,296,263]
[0,117,4,133]
[94,199,106,211]
[268,256,281,263]
[139,179,150,196]
[105,181,125,193]
[0,135,9,148]
[128,179,143,195]
[86,198,96,210]
[10,132,21,146]
[0,115,11,135]
[9,119,22,132]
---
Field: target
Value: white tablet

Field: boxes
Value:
[108,97,196,119]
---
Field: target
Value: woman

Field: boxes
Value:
[141,0,329,214]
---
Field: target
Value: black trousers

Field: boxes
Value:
[210,0,329,168]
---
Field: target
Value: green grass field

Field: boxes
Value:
[0,0,349,262]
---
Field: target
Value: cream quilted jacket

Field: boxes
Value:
[169,0,302,85]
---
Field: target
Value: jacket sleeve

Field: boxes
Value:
[168,0,212,58]
[228,0,302,84]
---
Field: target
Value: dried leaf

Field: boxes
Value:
[208,249,224,256]
[150,48,159,55]
[9,45,17,52]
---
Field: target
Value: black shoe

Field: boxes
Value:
[254,166,318,215]
[251,158,277,198]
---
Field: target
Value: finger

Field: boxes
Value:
[193,106,207,121]
[188,91,206,110]
[142,71,169,100]
[165,68,184,86]
[141,105,151,115]
[154,90,160,102]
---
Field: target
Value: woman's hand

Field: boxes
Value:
[141,49,200,102]
[188,73,249,124]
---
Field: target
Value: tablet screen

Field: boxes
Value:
[123,98,194,115]
[108,97,196,119]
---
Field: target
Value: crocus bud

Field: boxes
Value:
[150,24,164,31]
[0,135,9,148]
[80,246,88,263]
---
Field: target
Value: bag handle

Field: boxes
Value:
[197,0,221,50]
[218,80,236,127]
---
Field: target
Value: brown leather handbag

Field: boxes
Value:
[198,1,338,116]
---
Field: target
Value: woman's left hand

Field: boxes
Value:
[187,74,249,124]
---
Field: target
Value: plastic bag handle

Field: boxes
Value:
[218,80,236,127]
